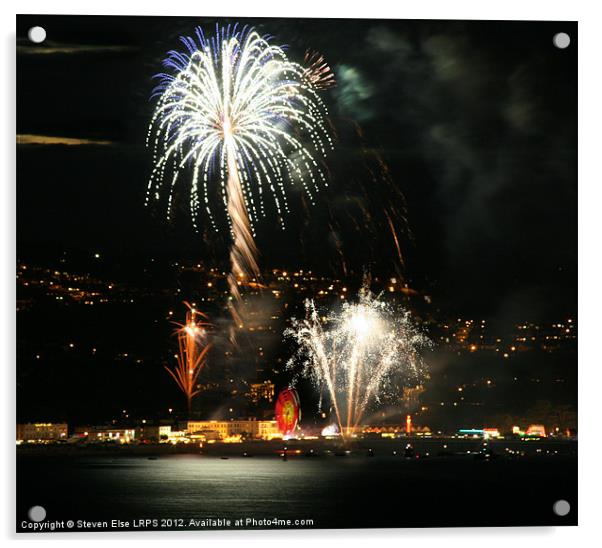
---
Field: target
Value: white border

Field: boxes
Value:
[3,1,601,546]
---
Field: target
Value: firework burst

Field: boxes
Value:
[147,25,332,229]
[147,24,333,331]
[285,288,430,437]
[303,49,336,90]
[165,303,211,415]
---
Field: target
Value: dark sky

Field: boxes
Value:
[17,15,577,323]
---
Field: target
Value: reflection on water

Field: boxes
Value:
[18,450,577,529]
[84,455,335,519]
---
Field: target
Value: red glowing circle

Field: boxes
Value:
[275,388,300,435]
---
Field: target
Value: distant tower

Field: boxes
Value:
[406,414,412,435]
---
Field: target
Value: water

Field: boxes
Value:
[17,443,577,531]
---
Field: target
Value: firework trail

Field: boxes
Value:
[285,287,430,436]
[226,154,259,322]
[165,303,211,415]
[147,25,333,329]
[290,119,410,280]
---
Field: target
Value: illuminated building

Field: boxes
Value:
[135,425,172,442]
[361,424,430,437]
[483,428,501,439]
[458,428,485,438]
[526,424,547,437]
[74,426,135,443]
[186,420,280,440]
[17,423,68,442]
[249,381,275,404]
[257,421,282,440]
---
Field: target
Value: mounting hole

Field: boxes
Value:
[28,505,46,522]
[28,26,46,44]
[553,32,570,49]
[553,499,570,516]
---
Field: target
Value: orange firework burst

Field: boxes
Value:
[304,49,336,90]
[165,303,211,415]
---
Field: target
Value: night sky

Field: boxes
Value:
[16,16,577,424]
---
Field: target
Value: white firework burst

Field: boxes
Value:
[146,24,333,232]
[285,287,431,436]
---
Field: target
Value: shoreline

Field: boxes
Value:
[16,436,577,458]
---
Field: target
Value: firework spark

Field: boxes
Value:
[303,49,336,90]
[147,25,333,322]
[165,303,211,415]
[285,288,430,436]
